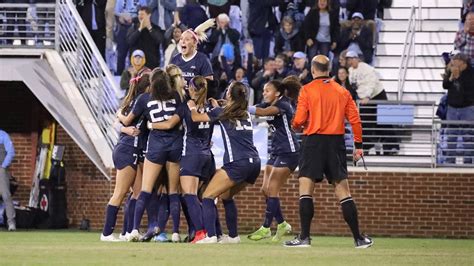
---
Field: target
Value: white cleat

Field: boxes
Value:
[196,235,218,244]
[118,233,128,241]
[128,229,141,242]
[218,235,241,244]
[100,234,121,242]
[171,233,181,243]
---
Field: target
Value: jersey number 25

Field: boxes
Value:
[148,100,176,122]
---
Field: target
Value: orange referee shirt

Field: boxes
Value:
[292,76,363,148]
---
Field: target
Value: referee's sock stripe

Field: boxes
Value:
[299,195,313,200]
[340,197,353,205]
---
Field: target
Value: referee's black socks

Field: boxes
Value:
[299,195,314,239]
[340,197,363,241]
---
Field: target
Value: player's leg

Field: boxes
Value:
[155,184,171,242]
[130,159,163,240]
[267,166,293,241]
[333,179,373,248]
[166,160,182,242]
[101,166,136,241]
[248,164,274,241]
[218,182,248,244]
[181,174,204,243]
[198,169,236,243]
[125,163,142,235]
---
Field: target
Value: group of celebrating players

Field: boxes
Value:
[100,19,373,248]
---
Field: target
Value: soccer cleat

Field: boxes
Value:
[272,221,292,242]
[7,223,16,232]
[118,233,127,242]
[128,229,141,242]
[153,232,170,242]
[355,235,374,249]
[100,233,121,242]
[171,232,181,243]
[140,227,160,242]
[283,235,311,248]
[247,226,271,241]
[218,235,241,244]
[196,235,218,244]
[191,230,207,244]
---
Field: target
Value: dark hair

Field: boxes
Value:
[219,82,248,123]
[282,76,302,101]
[138,6,152,14]
[266,80,286,96]
[121,72,150,114]
[451,53,471,65]
[150,68,173,101]
[263,57,275,66]
[312,59,330,72]
[189,76,208,107]
[276,53,290,66]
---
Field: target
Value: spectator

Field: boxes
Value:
[274,16,304,57]
[119,49,151,94]
[334,67,357,101]
[179,0,208,30]
[303,0,340,59]
[346,51,399,154]
[455,11,474,66]
[114,0,147,75]
[207,13,241,67]
[105,0,116,50]
[0,129,15,231]
[288,51,312,84]
[127,6,164,70]
[207,0,232,18]
[278,0,307,28]
[274,53,290,80]
[338,12,374,64]
[164,13,188,67]
[346,0,377,20]
[442,53,474,164]
[76,0,107,59]
[248,0,280,60]
[251,57,276,103]
[148,0,177,30]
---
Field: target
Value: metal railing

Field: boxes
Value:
[0,3,56,47]
[55,0,118,149]
[434,120,474,168]
[397,5,417,101]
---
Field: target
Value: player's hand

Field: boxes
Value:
[187,99,197,110]
[353,148,363,162]
[147,121,153,130]
[209,98,219,108]
[124,126,140,136]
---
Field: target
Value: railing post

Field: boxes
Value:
[55,0,61,51]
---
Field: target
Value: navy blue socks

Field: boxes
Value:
[102,204,119,236]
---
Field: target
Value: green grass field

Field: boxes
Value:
[0,231,473,265]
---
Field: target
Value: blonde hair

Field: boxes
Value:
[165,64,186,102]
[184,18,215,44]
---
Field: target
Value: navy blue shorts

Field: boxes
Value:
[180,154,215,183]
[145,148,182,165]
[112,143,139,170]
[222,158,261,184]
[267,152,299,171]
[138,150,145,163]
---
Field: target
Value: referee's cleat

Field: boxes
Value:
[355,235,373,249]
[283,235,311,248]
[247,226,271,241]
[272,221,292,242]
[100,233,121,242]
[128,229,141,242]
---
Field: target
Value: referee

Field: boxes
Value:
[283,55,373,248]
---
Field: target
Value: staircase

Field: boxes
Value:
[375,0,462,102]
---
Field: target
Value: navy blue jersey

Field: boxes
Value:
[258,96,299,155]
[208,107,259,164]
[117,98,142,148]
[132,92,183,152]
[170,52,213,86]
[177,103,213,156]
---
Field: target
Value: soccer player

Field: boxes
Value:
[185,81,261,244]
[149,76,215,243]
[101,69,150,241]
[170,20,215,86]
[118,68,183,242]
[284,55,373,248]
[247,80,299,242]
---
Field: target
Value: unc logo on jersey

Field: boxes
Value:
[148,99,176,122]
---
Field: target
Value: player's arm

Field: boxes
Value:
[249,105,280,117]
[188,100,211,122]
[292,87,309,130]
[148,114,181,130]
[344,93,364,160]
[117,111,136,126]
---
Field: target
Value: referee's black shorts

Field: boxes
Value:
[298,134,348,184]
